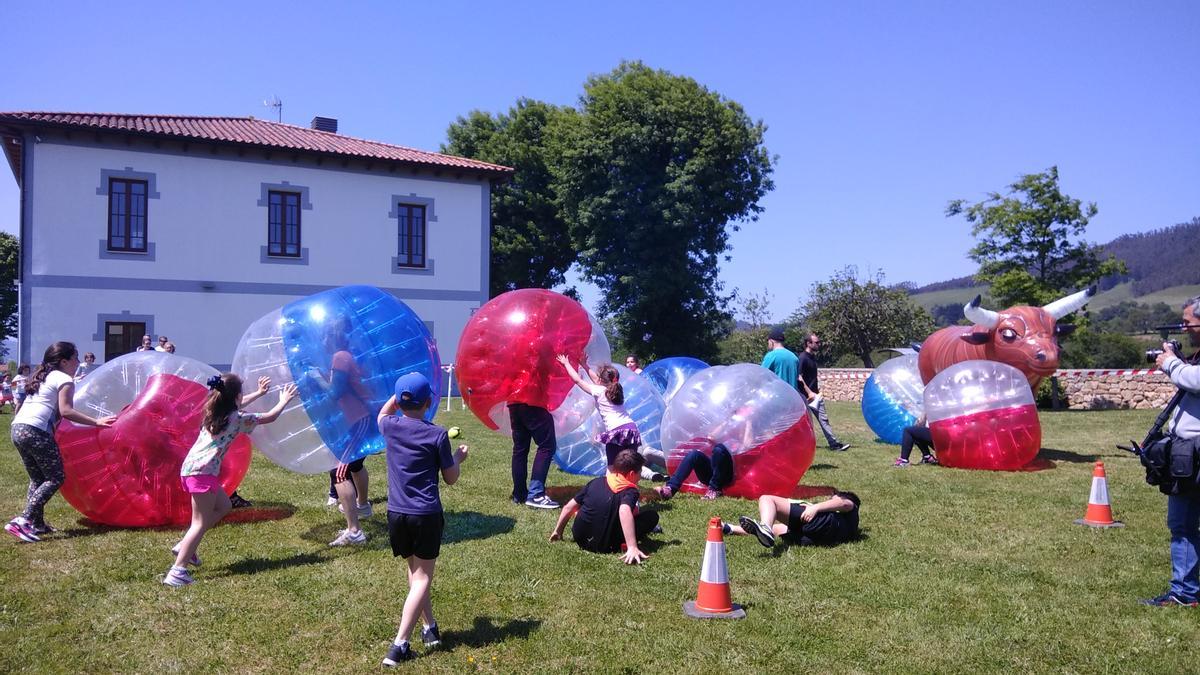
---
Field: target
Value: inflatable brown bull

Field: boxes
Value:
[917,287,1095,390]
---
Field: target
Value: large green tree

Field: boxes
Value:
[0,232,16,356]
[443,100,579,297]
[553,62,775,361]
[947,166,1126,307]
[792,268,934,367]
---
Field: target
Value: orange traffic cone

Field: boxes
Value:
[1073,461,1124,528]
[683,517,746,619]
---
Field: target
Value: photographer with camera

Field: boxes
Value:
[1145,297,1200,607]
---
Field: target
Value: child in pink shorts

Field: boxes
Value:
[163,373,296,587]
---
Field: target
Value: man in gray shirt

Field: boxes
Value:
[1147,295,1200,607]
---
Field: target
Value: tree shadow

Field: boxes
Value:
[790,485,837,500]
[443,511,516,544]
[211,551,329,578]
[1036,447,1098,464]
[442,616,542,650]
[63,502,296,538]
[546,485,586,504]
[806,463,837,472]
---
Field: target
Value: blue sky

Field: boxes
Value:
[2,1,1197,320]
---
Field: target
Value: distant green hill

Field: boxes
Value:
[907,218,1200,321]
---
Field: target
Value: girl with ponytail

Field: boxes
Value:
[556,355,642,468]
[164,373,296,587]
[6,342,116,542]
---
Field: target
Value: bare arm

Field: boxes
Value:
[254,384,298,425]
[442,445,468,485]
[58,382,115,427]
[618,504,648,564]
[555,354,588,388]
[240,377,272,408]
[549,498,580,541]
[377,394,401,428]
[800,495,856,522]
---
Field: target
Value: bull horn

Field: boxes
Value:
[963,295,1000,328]
[1043,286,1097,319]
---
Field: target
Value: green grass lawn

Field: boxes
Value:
[2,402,1199,673]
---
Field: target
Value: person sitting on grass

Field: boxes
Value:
[894,415,938,467]
[655,442,734,501]
[549,449,658,565]
[379,372,469,666]
[728,491,861,548]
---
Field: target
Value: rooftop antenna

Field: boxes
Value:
[263,95,282,123]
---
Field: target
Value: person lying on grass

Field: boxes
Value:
[727,492,861,548]
[549,449,659,564]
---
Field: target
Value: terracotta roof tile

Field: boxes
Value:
[0,112,512,175]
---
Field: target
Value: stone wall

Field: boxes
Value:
[821,368,1173,410]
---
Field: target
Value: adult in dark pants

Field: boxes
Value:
[894,415,939,467]
[509,402,559,509]
[799,333,851,451]
[655,443,733,501]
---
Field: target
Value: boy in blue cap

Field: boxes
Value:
[378,372,468,667]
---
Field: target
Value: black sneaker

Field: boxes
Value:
[830,443,851,452]
[229,492,252,508]
[738,516,776,548]
[650,472,668,482]
[1140,593,1199,607]
[382,642,414,667]
[421,624,442,647]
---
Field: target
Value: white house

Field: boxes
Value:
[0,112,511,369]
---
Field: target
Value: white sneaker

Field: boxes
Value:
[326,496,338,507]
[357,502,374,518]
[329,529,367,546]
[170,544,201,567]
[162,566,194,587]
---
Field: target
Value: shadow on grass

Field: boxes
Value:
[754,529,872,558]
[66,502,297,538]
[212,551,329,578]
[1036,447,1098,464]
[444,511,516,544]
[299,516,390,548]
[443,616,542,649]
[806,463,837,472]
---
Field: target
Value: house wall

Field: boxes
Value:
[20,135,489,367]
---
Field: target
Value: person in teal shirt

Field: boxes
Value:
[761,326,800,392]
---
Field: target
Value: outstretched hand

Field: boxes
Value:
[554,354,572,369]
[256,376,271,394]
[621,547,649,565]
[278,383,298,403]
[95,415,118,428]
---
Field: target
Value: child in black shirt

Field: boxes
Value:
[549,449,659,564]
[730,491,860,547]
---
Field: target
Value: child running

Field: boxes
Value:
[380,372,468,666]
[555,354,640,467]
[163,374,296,587]
[6,342,116,541]
[549,449,659,564]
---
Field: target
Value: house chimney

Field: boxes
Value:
[311,116,338,133]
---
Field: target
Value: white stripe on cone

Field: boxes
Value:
[700,541,729,583]
[1089,476,1109,505]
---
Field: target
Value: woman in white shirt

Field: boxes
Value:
[5,342,115,542]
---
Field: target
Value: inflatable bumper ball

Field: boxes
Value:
[455,289,611,436]
[660,364,816,499]
[861,354,926,444]
[923,360,1041,470]
[642,356,709,403]
[232,285,441,474]
[553,365,667,476]
[56,352,251,527]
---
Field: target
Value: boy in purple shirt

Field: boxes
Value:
[378,372,468,667]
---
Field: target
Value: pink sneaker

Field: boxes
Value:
[654,485,674,499]
[5,518,39,543]
[701,488,722,500]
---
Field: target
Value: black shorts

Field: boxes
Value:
[782,503,807,544]
[387,511,445,560]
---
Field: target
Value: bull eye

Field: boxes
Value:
[1000,328,1018,341]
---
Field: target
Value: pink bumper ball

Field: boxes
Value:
[56,352,251,527]
[923,360,1041,471]
[456,289,611,434]
[660,364,816,499]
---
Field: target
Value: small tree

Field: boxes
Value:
[792,267,934,367]
[947,166,1126,307]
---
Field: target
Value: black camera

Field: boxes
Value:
[1147,340,1184,363]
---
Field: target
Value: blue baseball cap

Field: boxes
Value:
[394,372,432,409]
